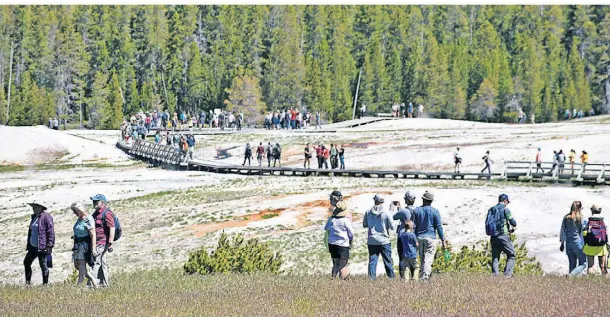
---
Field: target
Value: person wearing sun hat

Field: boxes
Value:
[24,201,55,285]
[363,194,396,280]
[412,190,445,280]
[324,191,353,280]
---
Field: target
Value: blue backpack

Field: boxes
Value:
[102,209,122,241]
[485,205,505,236]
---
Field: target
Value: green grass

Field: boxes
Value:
[0,165,26,173]
[1,269,608,316]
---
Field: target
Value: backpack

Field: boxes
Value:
[102,209,122,241]
[485,205,505,237]
[585,218,607,247]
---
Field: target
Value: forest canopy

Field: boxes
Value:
[0,5,609,128]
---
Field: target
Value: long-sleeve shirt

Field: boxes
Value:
[560,216,584,248]
[393,206,414,234]
[26,212,55,251]
[363,205,395,245]
[324,217,354,247]
[411,205,445,241]
[486,203,517,237]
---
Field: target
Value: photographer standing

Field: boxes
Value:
[485,194,517,278]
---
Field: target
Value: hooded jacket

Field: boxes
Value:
[363,205,395,245]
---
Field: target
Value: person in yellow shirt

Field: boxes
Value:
[568,149,576,174]
[583,205,607,275]
[580,151,589,171]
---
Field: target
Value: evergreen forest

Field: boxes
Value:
[1,5,609,128]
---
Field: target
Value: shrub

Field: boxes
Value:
[184,232,283,275]
[433,235,543,275]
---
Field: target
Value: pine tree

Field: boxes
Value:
[89,71,109,128]
[224,67,266,126]
[101,71,123,129]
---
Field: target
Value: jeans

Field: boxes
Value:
[24,247,49,285]
[90,244,110,287]
[339,156,345,169]
[566,243,587,276]
[367,244,395,280]
[267,155,271,167]
[491,235,515,277]
[417,237,437,280]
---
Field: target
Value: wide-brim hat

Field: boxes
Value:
[27,202,47,210]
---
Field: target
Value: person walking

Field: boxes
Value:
[71,202,97,287]
[453,147,462,173]
[256,142,265,167]
[90,194,115,287]
[583,204,607,276]
[324,192,353,280]
[315,111,321,129]
[408,102,414,118]
[363,194,396,280]
[535,148,544,173]
[392,191,416,278]
[411,191,445,280]
[304,143,312,169]
[266,142,272,167]
[338,145,345,169]
[330,144,338,169]
[485,194,517,278]
[481,150,493,174]
[24,202,54,286]
[242,143,253,166]
[398,221,419,280]
[417,104,424,118]
[550,150,559,174]
[559,201,587,276]
[580,151,588,171]
[360,104,366,119]
[186,135,195,160]
[272,143,282,167]
[557,150,565,175]
[568,149,576,174]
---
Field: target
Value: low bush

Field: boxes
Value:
[433,235,543,275]
[184,232,283,275]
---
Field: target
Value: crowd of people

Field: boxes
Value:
[19,188,608,286]
[243,142,283,167]
[263,108,320,130]
[23,194,118,287]
[535,148,590,174]
[564,108,596,120]
[391,102,424,118]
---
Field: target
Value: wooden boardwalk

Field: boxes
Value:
[116,140,609,185]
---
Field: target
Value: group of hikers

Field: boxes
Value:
[535,148,590,174]
[126,109,247,132]
[324,190,607,280]
[23,194,119,287]
[47,117,60,130]
[152,131,197,160]
[243,142,283,167]
[564,108,595,120]
[304,143,346,170]
[391,102,424,118]
[323,190,519,280]
[264,108,320,130]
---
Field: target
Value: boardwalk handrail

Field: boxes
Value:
[116,141,609,184]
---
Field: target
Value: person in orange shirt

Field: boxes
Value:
[535,148,544,173]
[323,146,330,169]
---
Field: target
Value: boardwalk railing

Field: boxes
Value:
[123,139,187,166]
[503,161,607,183]
[116,140,609,184]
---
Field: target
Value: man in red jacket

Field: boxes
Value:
[24,201,55,285]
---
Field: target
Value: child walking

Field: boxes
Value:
[398,221,419,280]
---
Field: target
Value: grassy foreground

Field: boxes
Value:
[0,270,608,316]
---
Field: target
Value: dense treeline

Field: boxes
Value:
[0,5,609,128]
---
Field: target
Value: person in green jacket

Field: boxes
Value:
[330,144,338,169]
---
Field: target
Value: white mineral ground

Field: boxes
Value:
[0,116,609,284]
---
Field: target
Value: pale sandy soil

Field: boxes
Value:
[1,117,609,284]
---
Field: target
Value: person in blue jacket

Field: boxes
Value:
[559,201,586,276]
[411,191,445,280]
[485,194,517,277]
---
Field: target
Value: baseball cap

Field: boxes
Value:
[90,194,108,203]
[330,190,342,199]
[499,194,510,203]
[373,194,385,203]
[404,191,416,201]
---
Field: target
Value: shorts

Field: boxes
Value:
[329,244,350,259]
[72,241,89,261]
